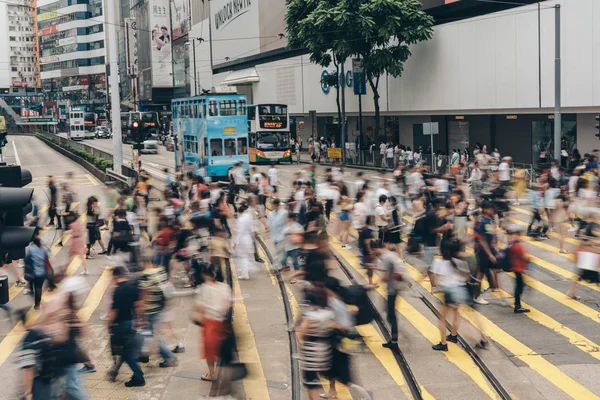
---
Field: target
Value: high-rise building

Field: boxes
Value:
[0,0,38,93]
[36,0,108,117]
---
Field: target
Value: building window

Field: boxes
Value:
[11,67,17,72]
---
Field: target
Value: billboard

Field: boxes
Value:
[149,0,173,87]
[210,0,260,66]
[125,18,139,76]
[170,0,189,41]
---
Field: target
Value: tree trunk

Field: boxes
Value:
[368,77,381,144]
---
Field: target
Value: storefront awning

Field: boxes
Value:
[221,68,260,85]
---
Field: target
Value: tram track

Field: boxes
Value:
[328,245,424,400]
[255,235,302,400]
[342,228,513,400]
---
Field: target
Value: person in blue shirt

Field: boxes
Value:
[24,237,49,310]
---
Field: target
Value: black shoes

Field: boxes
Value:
[382,341,398,349]
[125,377,146,387]
[432,342,448,351]
[446,334,458,344]
[514,307,530,314]
[159,358,178,368]
[476,340,489,350]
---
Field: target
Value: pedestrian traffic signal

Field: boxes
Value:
[596,115,600,140]
[131,120,144,143]
[0,165,34,263]
[0,132,7,148]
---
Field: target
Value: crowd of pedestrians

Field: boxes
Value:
[4,141,600,399]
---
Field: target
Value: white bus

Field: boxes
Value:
[248,104,292,163]
[68,111,85,140]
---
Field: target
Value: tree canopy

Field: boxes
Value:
[286,0,434,143]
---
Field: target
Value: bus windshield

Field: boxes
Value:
[84,113,96,132]
[258,105,287,116]
[256,131,290,151]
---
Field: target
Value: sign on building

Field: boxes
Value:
[125,18,138,77]
[149,0,173,88]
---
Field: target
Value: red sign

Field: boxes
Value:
[298,121,305,129]
[38,25,58,36]
[79,75,90,85]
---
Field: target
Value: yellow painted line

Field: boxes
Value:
[490,290,600,360]
[78,266,112,322]
[402,260,600,400]
[261,249,355,399]
[229,260,271,400]
[527,254,600,294]
[331,241,498,400]
[506,217,579,253]
[0,254,87,367]
[85,173,101,186]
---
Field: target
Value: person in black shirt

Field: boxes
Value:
[107,266,145,387]
[422,198,453,292]
[290,232,329,285]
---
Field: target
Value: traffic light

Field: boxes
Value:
[131,120,143,142]
[0,132,6,148]
[596,115,600,140]
[0,165,34,264]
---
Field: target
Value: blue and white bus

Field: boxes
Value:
[172,94,249,179]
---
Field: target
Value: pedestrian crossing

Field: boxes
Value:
[321,202,600,399]
[29,174,100,189]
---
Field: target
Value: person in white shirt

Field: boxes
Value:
[250,166,261,187]
[268,164,280,197]
[498,157,512,188]
[354,171,365,197]
[406,147,414,166]
[352,192,369,231]
[233,203,255,280]
[375,182,391,202]
[434,176,450,202]
[374,194,390,245]
[407,166,425,200]
[379,142,387,168]
[386,144,395,169]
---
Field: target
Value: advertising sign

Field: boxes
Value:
[328,148,342,159]
[124,18,139,76]
[37,10,57,22]
[149,0,173,88]
[352,59,366,96]
[63,85,88,91]
[40,55,60,64]
[170,0,189,40]
[38,25,58,36]
[210,0,259,66]
[58,36,77,46]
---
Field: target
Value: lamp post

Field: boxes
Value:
[185,38,203,96]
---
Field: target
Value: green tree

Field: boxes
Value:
[286,0,353,140]
[286,0,434,145]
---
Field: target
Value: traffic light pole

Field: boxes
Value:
[553,5,562,162]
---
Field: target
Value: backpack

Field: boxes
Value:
[341,285,374,326]
[496,243,514,272]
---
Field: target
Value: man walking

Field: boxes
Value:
[107,266,145,387]
[268,199,288,271]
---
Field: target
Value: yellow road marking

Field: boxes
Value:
[490,290,600,360]
[85,174,101,186]
[527,254,600,294]
[401,261,600,399]
[78,267,112,322]
[331,241,498,399]
[229,260,271,400]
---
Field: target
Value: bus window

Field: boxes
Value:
[247,106,255,121]
[220,100,235,116]
[210,138,222,156]
[193,103,198,118]
[202,102,206,118]
[237,138,247,155]
[204,137,208,158]
[238,100,246,115]
[224,138,236,156]
[209,101,217,116]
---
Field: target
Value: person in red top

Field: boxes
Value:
[152,215,176,276]
[508,226,530,313]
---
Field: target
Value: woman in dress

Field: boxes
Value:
[512,168,527,206]
[193,263,232,382]
[233,203,255,280]
[551,185,570,254]
[66,211,89,275]
[337,194,353,250]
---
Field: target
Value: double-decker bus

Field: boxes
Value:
[67,110,85,140]
[83,112,97,139]
[248,104,291,163]
[172,94,249,179]
[140,112,160,138]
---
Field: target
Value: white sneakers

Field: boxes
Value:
[474,296,489,305]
